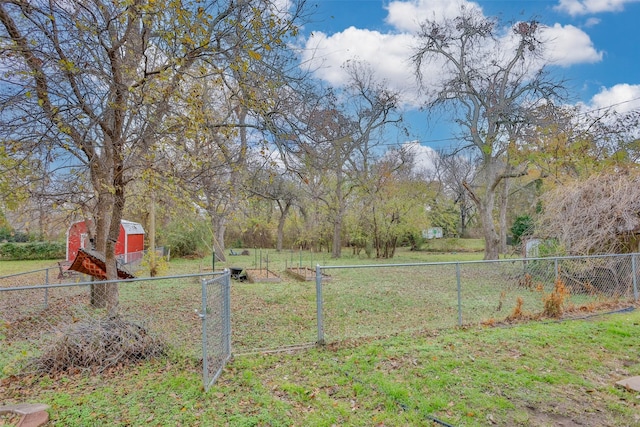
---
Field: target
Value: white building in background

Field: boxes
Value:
[525,238,541,258]
[423,227,443,239]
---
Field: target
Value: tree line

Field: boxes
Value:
[1,2,639,312]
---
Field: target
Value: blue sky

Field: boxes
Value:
[296,0,640,154]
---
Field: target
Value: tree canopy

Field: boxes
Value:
[2,3,639,276]
[0,0,306,311]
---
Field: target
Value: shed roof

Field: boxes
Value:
[68,219,145,234]
[121,219,145,235]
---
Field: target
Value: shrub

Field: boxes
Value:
[140,251,169,277]
[405,231,425,251]
[510,215,534,245]
[0,226,29,243]
[159,220,211,258]
[0,241,65,260]
[0,226,11,242]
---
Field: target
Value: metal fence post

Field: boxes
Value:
[224,269,231,355]
[315,264,325,346]
[456,262,462,326]
[200,278,208,388]
[632,254,638,302]
[44,268,49,309]
[554,257,559,282]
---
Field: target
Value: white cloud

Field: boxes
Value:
[490,22,601,74]
[588,83,640,113]
[539,24,603,66]
[301,28,420,104]
[385,0,483,33]
[554,0,638,16]
[300,0,489,106]
[300,1,603,110]
[584,17,601,27]
[403,141,438,174]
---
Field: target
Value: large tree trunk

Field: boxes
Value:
[331,213,343,258]
[481,209,501,260]
[276,201,291,252]
[465,175,501,260]
[460,205,467,237]
[331,172,344,259]
[91,195,110,310]
[498,178,510,254]
[212,215,227,262]
[148,193,157,276]
[103,235,120,316]
[91,158,124,315]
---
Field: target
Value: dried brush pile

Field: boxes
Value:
[32,316,166,374]
[538,172,640,255]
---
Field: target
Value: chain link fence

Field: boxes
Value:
[2,253,638,390]
[317,253,639,344]
[0,271,217,386]
[200,272,231,391]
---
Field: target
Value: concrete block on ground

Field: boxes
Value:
[616,376,640,392]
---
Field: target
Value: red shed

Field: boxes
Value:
[66,219,145,263]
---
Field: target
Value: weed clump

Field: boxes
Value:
[31,316,166,374]
[543,278,570,318]
[507,296,525,321]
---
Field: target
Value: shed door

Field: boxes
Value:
[80,233,89,250]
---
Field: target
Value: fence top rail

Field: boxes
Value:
[318,252,639,271]
[0,270,227,292]
[202,271,229,286]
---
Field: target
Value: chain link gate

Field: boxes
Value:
[200,270,231,391]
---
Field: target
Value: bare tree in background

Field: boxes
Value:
[294,62,402,258]
[412,9,565,259]
[244,164,302,251]
[432,150,476,237]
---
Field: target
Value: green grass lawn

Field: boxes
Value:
[0,259,57,279]
[421,237,486,253]
[2,309,639,426]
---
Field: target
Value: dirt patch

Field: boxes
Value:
[2,293,89,341]
[0,411,21,426]
[245,269,281,283]
[522,402,608,427]
[524,406,585,426]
